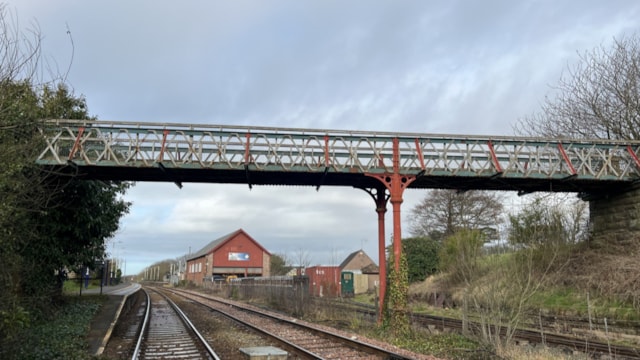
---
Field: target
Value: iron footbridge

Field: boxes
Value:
[36,120,640,195]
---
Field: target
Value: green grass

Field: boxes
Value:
[596,299,640,321]
[530,287,640,321]
[353,292,377,305]
[477,251,512,267]
[63,278,104,294]
[532,287,588,315]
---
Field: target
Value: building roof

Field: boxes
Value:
[361,263,380,274]
[339,249,377,271]
[186,229,270,261]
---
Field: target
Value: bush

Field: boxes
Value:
[402,236,441,282]
[439,229,485,284]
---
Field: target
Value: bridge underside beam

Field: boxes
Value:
[39,164,633,195]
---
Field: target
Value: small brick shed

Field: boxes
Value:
[185,229,271,283]
[339,250,380,293]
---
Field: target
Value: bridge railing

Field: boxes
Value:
[37,120,640,181]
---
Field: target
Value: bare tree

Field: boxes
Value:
[409,189,504,241]
[293,247,311,271]
[516,35,640,140]
[329,247,343,266]
[0,5,41,86]
[508,194,589,247]
[444,216,568,350]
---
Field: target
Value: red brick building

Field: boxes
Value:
[186,229,271,284]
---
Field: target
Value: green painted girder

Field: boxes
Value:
[36,120,640,193]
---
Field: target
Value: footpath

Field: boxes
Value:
[74,282,141,356]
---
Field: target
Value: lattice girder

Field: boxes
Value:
[36,120,640,187]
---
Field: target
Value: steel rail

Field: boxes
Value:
[167,288,413,359]
[157,289,221,360]
[413,312,639,358]
[310,297,640,358]
[164,289,324,359]
[130,288,151,360]
[324,300,640,358]
[132,288,220,360]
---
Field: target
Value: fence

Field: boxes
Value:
[219,276,310,316]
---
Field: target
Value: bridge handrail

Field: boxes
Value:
[36,119,640,186]
[42,119,640,146]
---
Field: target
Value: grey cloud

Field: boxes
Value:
[9,0,640,273]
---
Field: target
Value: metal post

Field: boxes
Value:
[364,138,417,319]
[360,186,389,323]
[100,262,104,295]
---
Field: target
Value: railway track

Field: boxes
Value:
[322,298,640,359]
[412,312,640,358]
[132,288,220,360]
[530,312,640,336]
[111,287,639,359]
[165,288,416,359]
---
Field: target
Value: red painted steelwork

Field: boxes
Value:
[366,138,416,271]
[360,186,389,323]
[159,129,169,162]
[244,132,251,165]
[487,140,503,173]
[374,188,388,323]
[414,138,426,170]
[41,120,640,194]
[557,143,577,175]
[68,127,85,161]
[324,135,330,167]
[627,145,640,169]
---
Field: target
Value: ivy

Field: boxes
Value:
[383,252,410,337]
[4,297,105,360]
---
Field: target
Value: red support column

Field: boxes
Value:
[375,191,387,321]
[365,138,417,313]
[366,138,416,268]
[360,186,388,323]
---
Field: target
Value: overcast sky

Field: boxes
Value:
[9,1,640,275]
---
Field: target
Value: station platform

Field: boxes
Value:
[82,282,141,356]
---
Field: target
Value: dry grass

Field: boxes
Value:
[407,238,640,358]
[559,239,640,308]
[409,274,448,298]
[411,238,640,313]
[496,344,591,359]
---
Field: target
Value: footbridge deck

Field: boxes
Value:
[37,120,640,195]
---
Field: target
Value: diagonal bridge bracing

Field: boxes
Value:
[38,120,640,194]
[36,119,640,322]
